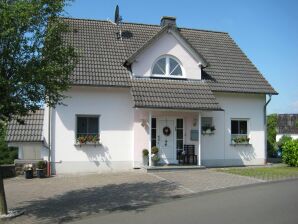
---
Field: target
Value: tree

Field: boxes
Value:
[0,123,17,165]
[0,0,77,215]
[267,114,277,157]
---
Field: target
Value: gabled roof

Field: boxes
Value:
[62,17,277,95]
[124,24,208,68]
[5,110,44,142]
[131,78,222,111]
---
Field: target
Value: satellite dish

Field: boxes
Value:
[114,5,122,25]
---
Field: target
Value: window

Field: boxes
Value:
[176,119,184,150]
[202,117,213,128]
[152,56,183,77]
[231,119,249,143]
[151,118,156,147]
[76,115,99,138]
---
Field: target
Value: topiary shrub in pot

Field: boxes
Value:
[36,161,47,178]
[151,146,160,166]
[142,149,149,166]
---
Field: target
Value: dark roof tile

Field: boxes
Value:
[62,17,276,95]
[131,78,222,110]
[6,110,44,142]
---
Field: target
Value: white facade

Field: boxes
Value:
[49,86,134,174]
[200,93,266,166]
[132,31,203,80]
[47,88,267,174]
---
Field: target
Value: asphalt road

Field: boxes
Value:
[72,179,298,224]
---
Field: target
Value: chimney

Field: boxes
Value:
[160,16,176,27]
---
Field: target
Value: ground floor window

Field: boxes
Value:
[231,119,249,143]
[76,115,100,139]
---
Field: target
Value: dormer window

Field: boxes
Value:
[152,56,183,77]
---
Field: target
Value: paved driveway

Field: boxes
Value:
[4,169,262,223]
[150,169,263,193]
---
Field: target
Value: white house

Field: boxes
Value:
[7,16,277,174]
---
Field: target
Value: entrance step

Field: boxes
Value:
[141,165,206,173]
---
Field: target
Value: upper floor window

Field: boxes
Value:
[152,56,183,77]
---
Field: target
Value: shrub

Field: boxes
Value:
[267,114,278,157]
[277,135,292,148]
[151,146,159,155]
[37,161,46,169]
[142,149,149,157]
[282,139,298,167]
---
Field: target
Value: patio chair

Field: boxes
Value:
[183,145,197,165]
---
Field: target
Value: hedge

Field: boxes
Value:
[282,139,298,167]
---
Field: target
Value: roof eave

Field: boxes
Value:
[134,105,223,111]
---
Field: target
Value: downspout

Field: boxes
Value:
[264,94,272,164]
[47,107,51,177]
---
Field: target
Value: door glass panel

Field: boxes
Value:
[177,140,183,150]
[177,129,183,139]
[177,119,183,128]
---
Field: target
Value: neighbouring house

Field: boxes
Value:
[5,109,48,161]
[6,16,277,174]
[276,114,298,141]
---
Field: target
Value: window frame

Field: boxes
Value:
[75,114,100,140]
[176,118,184,151]
[230,119,249,144]
[151,55,185,78]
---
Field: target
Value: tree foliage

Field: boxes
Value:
[0,0,77,123]
[267,114,278,157]
[0,124,17,165]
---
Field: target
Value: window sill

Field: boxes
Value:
[74,142,101,147]
[150,75,187,80]
[230,143,251,146]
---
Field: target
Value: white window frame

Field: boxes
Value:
[151,55,185,78]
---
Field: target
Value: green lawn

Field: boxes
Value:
[217,165,298,181]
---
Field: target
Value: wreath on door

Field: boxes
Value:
[163,126,171,136]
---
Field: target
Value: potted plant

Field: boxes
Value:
[36,161,47,178]
[151,146,160,166]
[142,149,149,166]
[232,136,250,144]
[202,126,215,135]
[23,164,33,179]
[77,134,100,146]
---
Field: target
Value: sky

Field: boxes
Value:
[64,0,298,114]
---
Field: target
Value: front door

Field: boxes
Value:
[157,119,175,164]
